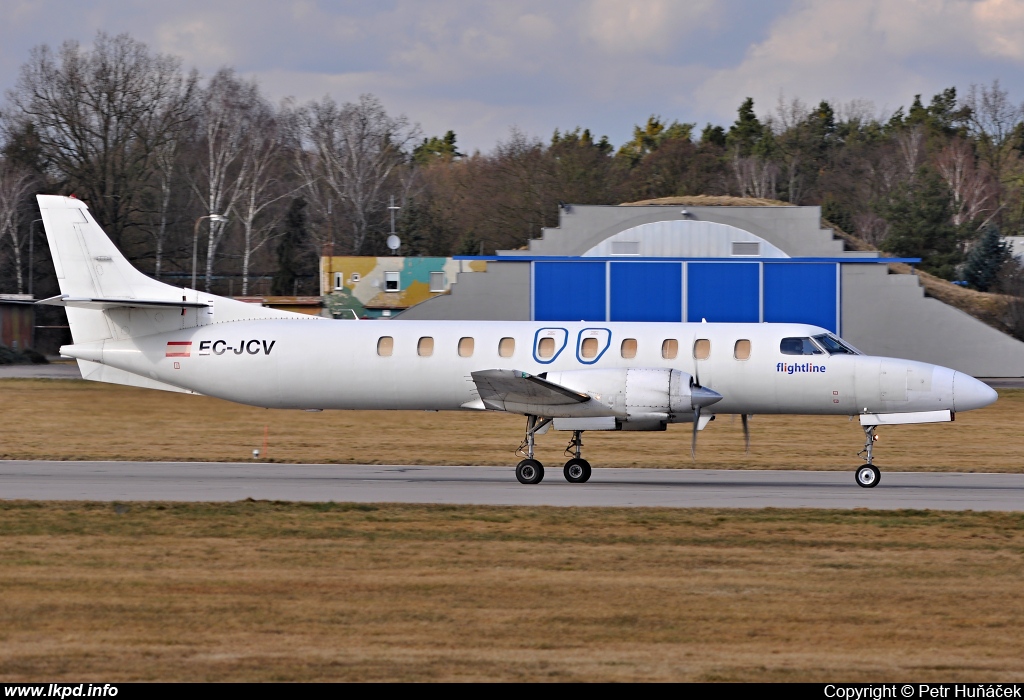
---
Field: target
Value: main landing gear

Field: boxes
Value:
[514,416,592,485]
[855,425,881,488]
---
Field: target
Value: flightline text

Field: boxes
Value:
[777,362,827,374]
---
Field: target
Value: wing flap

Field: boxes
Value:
[471,369,592,414]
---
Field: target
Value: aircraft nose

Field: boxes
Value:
[953,373,998,413]
[691,386,723,409]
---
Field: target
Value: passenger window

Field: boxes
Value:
[377,336,393,357]
[418,337,434,356]
[780,337,823,355]
[581,337,598,359]
[734,339,751,360]
[662,339,678,359]
[499,337,515,358]
[621,338,637,359]
[538,337,555,358]
[693,339,710,360]
[458,337,474,357]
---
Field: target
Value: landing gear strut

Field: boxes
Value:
[514,418,594,485]
[563,430,591,484]
[515,415,549,485]
[855,425,881,488]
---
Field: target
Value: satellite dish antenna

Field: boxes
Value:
[387,234,401,252]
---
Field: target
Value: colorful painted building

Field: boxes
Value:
[319,256,486,319]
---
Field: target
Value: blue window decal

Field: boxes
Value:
[533,327,568,364]
[576,328,612,364]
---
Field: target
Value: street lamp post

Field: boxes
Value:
[192,214,228,291]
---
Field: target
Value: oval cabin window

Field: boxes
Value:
[734,339,751,360]
[621,338,637,359]
[418,337,434,357]
[538,337,556,359]
[693,339,711,360]
[662,339,678,359]
[499,337,515,358]
[377,336,393,357]
[458,337,474,357]
[581,337,599,359]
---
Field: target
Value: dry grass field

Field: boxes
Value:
[0,502,1022,682]
[1,379,1022,682]
[0,378,1020,472]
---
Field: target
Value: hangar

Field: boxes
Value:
[398,200,1024,378]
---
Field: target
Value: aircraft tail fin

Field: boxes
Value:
[37,194,318,348]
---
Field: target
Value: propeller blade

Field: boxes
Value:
[691,407,700,460]
[741,414,750,453]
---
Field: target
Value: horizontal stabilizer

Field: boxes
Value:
[471,369,590,413]
[37,294,210,310]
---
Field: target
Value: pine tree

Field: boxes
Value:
[963,226,1010,292]
[271,198,311,296]
[880,170,965,279]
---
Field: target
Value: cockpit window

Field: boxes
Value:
[812,333,860,355]
[780,337,823,355]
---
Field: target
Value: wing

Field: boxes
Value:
[469,369,589,413]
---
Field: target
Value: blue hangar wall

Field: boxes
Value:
[532,259,841,332]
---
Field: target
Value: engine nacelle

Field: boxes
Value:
[545,368,702,425]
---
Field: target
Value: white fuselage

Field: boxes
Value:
[65,318,993,420]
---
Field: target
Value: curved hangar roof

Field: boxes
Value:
[579,219,789,259]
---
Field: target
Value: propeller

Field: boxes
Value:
[689,365,723,459]
[741,414,750,453]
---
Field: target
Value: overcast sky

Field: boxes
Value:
[4,0,1024,152]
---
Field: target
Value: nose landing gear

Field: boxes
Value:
[855,425,881,488]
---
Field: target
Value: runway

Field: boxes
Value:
[1,461,1023,510]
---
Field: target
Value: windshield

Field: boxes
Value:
[780,337,824,355]
[812,333,860,355]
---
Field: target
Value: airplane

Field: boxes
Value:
[34,194,998,488]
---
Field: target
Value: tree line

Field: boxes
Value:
[1,32,1023,306]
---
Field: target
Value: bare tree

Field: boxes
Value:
[3,32,196,247]
[853,211,890,247]
[896,125,924,179]
[149,134,181,280]
[732,153,778,199]
[296,94,418,254]
[965,80,1023,219]
[190,69,260,290]
[0,162,35,293]
[936,138,999,229]
[235,104,294,295]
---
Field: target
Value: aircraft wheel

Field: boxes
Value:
[855,465,881,489]
[563,458,592,484]
[516,459,544,485]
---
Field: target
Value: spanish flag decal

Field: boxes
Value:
[166,341,192,358]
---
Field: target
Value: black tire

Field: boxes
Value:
[563,458,592,484]
[516,459,544,485]
[855,465,881,488]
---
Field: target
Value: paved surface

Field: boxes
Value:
[0,363,81,379]
[1,461,1022,510]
